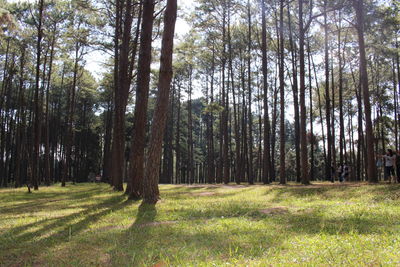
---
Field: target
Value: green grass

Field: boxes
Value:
[1,182,400,266]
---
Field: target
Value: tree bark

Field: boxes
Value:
[353,0,377,182]
[142,0,177,204]
[260,0,271,184]
[278,0,286,184]
[128,0,156,199]
[247,0,254,184]
[32,0,45,191]
[299,0,309,184]
[111,0,135,191]
[323,1,333,182]
[287,2,301,183]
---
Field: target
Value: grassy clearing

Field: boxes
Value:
[1,182,400,266]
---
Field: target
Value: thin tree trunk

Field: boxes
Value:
[338,11,345,170]
[14,46,26,188]
[324,0,333,182]
[278,0,285,184]
[247,0,254,184]
[175,81,182,184]
[299,0,309,184]
[32,0,45,191]
[353,0,377,182]
[44,30,56,186]
[287,2,301,183]
[187,68,194,184]
[63,40,80,186]
[307,40,314,181]
[261,0,271,184]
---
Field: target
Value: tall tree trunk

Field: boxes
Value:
[261,0,271,184]
[187,68,194,184]
[161,84,174,184]
[307,40,314,181]
[207,48,216,184]
[324,0,333,182]
[393,58,399,152]
[129,0,156,199]
[15,46,26,188]
[111,0,135,191]
[278,0,286,184]
[331,59,337,175]
[32,0,45,191]
[44,31,56,186]
[175,81,182,184]
[353,0,377,182]
[287,2,301,183]
[0,38,10,187]
[142,0,177,204]
[299,0,309,184]
[240,53,248,182]
[222,2,229,184]
[102,99,113,183]
[312,55,327,172]
[63,41,80,186]
[338,11,345,170]
[270,62,279,182]
[247,0,254,184]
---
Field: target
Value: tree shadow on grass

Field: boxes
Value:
[0,192,130,266]
[163,187,255,201]
[0,186,111,216]
[110,203,158,266]
[368,184,400,201]
[276,208,400,236]
[265,183,400,204]
[265,185,361,202]
[111,204,284,266]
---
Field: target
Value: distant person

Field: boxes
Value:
[380,149,396,183]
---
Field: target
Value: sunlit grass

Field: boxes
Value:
[1,182,400,266]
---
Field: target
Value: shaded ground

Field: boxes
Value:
[1,182,400,266]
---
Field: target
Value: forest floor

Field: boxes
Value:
[1,182,400,266]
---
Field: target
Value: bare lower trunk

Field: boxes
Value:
[142,0,177,204]
[353,0,377,182]
[129,0,156,199]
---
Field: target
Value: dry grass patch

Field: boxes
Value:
[259,206,289,215]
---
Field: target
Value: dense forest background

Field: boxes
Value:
[0,0,399,196]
